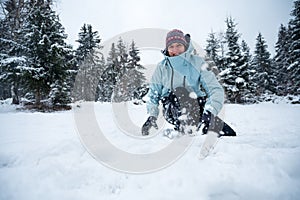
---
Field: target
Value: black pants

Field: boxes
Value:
[161,87,236,136]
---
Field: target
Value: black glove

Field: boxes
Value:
[196,111,215,134]
[142,116,158,136]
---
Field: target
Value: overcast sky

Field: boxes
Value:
[55,0,294,55]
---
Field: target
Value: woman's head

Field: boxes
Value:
[166,29,187,56]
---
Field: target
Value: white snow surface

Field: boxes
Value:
[0,100,300,200]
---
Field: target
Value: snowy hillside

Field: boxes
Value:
[0,100,300,200]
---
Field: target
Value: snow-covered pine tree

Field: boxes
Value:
[274,24,290,95]
[286,0,300,95]
[97,39,146,103]
[0,0,26,104]
[116,38,128,77]
[111,37,130,102]
[241,40,252,64]
[219,17,249,103]
[116,37,128,71]
[127,41,144,70]
[239,40,256,103]
[48,79,71,108]
[97,42,119,102]
[73,24,104,101]
[21,0,73,108]
[251,32,275,98]
[217,32,227,71]
[119,40,146,102]
[205,31,220,68]
[75,24,102,61]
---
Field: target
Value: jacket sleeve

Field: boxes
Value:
[146,64,163,117]
[200,70,224,116]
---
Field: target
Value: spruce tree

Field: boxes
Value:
[251,32,275,97]
[113,38,129,102]
[240,40,256,103]
[241,40,251,64]
[219,17,248,103]
[205,31,220,68]
[75,24,102,61]
[217,32,227,71]
[286,0,300,95]
[97,42,118,102]
[97,39,146,102]
[21,0,73,107]
[0,0,26,104]
[274,24,289,95]
[73,24,104,101]
[128,41,147,102]
[119,41,146,102]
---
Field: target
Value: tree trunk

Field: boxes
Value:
[35,89,41,106]
[11,84,19,105]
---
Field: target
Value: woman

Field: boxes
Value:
[142,29,236,137]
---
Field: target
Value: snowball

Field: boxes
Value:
[189,92,198,99]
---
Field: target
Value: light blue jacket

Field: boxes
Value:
[147,42,224,117]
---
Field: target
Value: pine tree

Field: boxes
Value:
[115,39,147,102]
[286,0,300,95]
[97,42,118,102]
[112,38,129,102]
[97,39,146,102]
[75,24,102,61]
[73,24,104,101]
[205,31,220,67]
[251,32,275,97]
[21,0,73,107]
[127,40,144,70]
[0,0,26,104]
[128,41,147,103]
[217,32,227,71]
[274,24,289,95]
[118,41,146,102]
[240,40,256,103]
[219,17,248,103]
[204,31,224,75]
[241,40,251,64]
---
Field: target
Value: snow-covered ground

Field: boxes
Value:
[0,100,300,200]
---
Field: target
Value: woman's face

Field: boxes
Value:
[167,43,185,56]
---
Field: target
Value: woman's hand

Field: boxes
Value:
[196,111,215,134]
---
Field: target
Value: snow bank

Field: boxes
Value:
[0,102,299,200]
[0,99,21,113]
